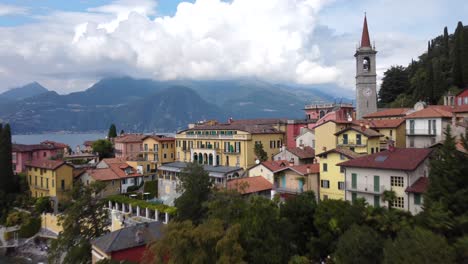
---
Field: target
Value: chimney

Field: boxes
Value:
[299,144,304,150]
[306,166,310,174]
[228,117,233,124]
[289,158,294,167]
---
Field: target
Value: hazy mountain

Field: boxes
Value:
[0,82,49,101]
[0,77,352,133]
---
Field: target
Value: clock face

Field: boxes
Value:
[364,88,372,97]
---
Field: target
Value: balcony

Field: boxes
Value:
[346,181,386,194]
[141,148,158,153]
[274,184,303,194]
[406,129,437,136]
[179,134,250,140]
[223,150,240,155]
[337,139,366,147]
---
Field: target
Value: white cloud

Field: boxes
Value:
[0,4,27,16]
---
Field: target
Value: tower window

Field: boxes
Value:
[363,57,370,71]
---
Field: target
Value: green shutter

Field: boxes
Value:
[374,195,380,207]
[351,173,357,189]
[374,175,380,192]
[351,192,357,203]
[414,194,421,205]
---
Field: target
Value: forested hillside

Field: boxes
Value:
[379,21,468,107]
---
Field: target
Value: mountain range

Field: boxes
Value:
[0,77,353,133]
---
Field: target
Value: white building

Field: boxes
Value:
[273,146,315,165]
[295,127,315,148]
[338,148,432,215]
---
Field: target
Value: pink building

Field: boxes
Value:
[114,134,146,160]
[285,120,310,148]
[12,142,65,174]
[304,102,354,123]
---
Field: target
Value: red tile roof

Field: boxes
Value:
[13,143,59,152]
[405,177,429,193]
[363,108,410,119]
[277,163,320,175]
[87,168,120,181]
[83,140,95,147]
[453,104,468,113]
[40,140,68,148]
[287,146,315,159]
[457,89,468,97]
[261,160,289,172]
[405,107,452,119]
[102,158,128,164]
[338,148,432,171]
[25,159,68,170]
[114,134,146,143]
[142,135,175,142]
[227,176,273,194]
[316,147,363,159]
[355,119,405,129]
[335,126,383,138]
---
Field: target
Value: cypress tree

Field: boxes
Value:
[453,22,464,88]
[461,26,468,87]
[443,26,450,58]
[0,123,14,193]
[107,124,117,139]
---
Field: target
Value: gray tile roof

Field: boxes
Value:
[91,221,164,253]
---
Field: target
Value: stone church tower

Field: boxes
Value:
[355,15,377,119]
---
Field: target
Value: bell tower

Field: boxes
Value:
[355,14,377,119]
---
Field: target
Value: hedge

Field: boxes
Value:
[18,216,41,238]
[106,195,177,215]
[143,180,157,198]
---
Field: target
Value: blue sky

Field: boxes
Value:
[0,0,467,93]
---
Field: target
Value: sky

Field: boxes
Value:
[0,0,467,94]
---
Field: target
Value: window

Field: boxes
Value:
[147,164,150,172]
[391,176,404,187]
[338,182,345,190]
[61,180,65,190]
[409,137,415,147]
[35,176,37,186]
[351,173,357,189]
[392,196,405,208]
[322,163,328,172]
[29,175,31,184]
[340,154,345,160]
[52,180,54,188]
[171,153,174,158]
[164,153,167,159]
[374,195,380,207]
[340,166,345,173]
[40,177,43,187]
[343,134,348,144]
[371,148,374,154]
[414,194,422,205]
[323,195,328,200]
[122,179,127,184]
[321,180,330,188]
[112,180,115,186]
[351,192,357,203]
[389,129,393,137]
[43,152,47,157]
[356,134,361,145]
[46,179,49,189]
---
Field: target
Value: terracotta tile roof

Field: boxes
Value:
[114,134,146,143]
[453,104,468,113]
[25,159,68,170]
[335,126,383,138]
[405,177,429,193]
[142,135,175,142]
[83,140,95,147]
[427,105,455,112]
[338,148,432,171]
[354,119,405,129]
[287,146,315,159]
[405,107,452,119]
[40,140,68,148]
[261,160,289,172]
[13,143,58,152]
[230,118,287,125]
[185,123,284,135]
[227,176,273,194]
[87,168,120,181]
[457,89,468,97]
[276,163,320,175]
[312,119,352,130]
[73,169,86,178]
[102,158,128,164]
[456,141,468,154]
[363,108,410,119]
[316,147,364,159]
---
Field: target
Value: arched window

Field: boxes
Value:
[203,153,208,164]
[209,154,213,165]
[319,110,325,119]
[198,153,203,164]
[216,155,220,166]
[363,57,370,71]
[193,152,198,162]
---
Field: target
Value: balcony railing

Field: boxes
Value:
[337,139,365,147]
[274,185,304,194]
[346,181,386,194]
[406,129,437,136]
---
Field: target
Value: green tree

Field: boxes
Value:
[382,190,397,209]
[108,124,117,138]
[453,22,465,88]
[378,66,410,105]
[254,142,268,162]
[0,124,14,193]
[280,191,317,256]
[424,125,468,237]
[174,162,213,223]
[309,199,366,259]
[35,196,52,214]
[92,139,114,159]
[383,227,455,264]
[334,224,384,264]
[49,182,109,264]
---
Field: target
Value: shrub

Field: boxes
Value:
[19,216,41,238]
[35,196,52,214]
[6,211,28,227]
[143,180,158,198]
[126,185,140,193]
[106,195,176,214]
[3,231,13,241]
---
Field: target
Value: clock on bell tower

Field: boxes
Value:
[355,14,377,119]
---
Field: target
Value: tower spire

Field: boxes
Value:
[360,13,371,48]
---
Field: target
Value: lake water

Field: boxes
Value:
[12,133,106,148]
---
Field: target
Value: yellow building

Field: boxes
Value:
[26,160,74,204]
[314,120,351,155]
[140,136,176,167]
[316,148,362,200]
[335,125,383,154]
[175,121,285,169]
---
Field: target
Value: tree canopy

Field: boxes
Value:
[92,139,114,159]
[108,124,117,138]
